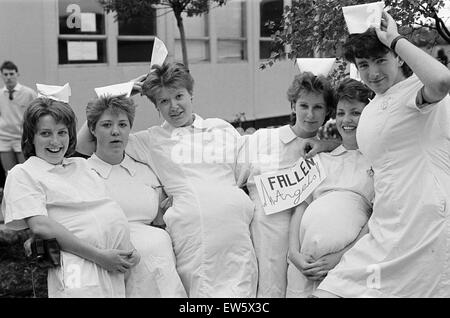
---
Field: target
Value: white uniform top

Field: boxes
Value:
[87,153,187,298]
[126,114,257,298]
[311,145,374,204]
[287,145,374,298]
[319,75,450,297]
[87,153,160,224]
[301,145,375,258]
[0,83,36,141]
[236,124,310,297]
[2,156,130,298]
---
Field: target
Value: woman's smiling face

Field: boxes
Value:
[335,99,366,149]
[33,115,69,164]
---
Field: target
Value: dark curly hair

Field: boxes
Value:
[22,97,77,160]
[336,78,374,106]
[343,28,412,78]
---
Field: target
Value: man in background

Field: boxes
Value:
[0,61,36,178]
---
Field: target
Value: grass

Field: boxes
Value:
[0,231,48,298]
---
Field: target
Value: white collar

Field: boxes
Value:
[161,113,206,132]
[88,153,137,178]
[28,156,75,171]
[2,83,22,92]
[329,144,362,156]
[278,125,298,144]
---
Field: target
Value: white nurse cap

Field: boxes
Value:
[296,58,336,76]
[94,82,134,98]
[342,1,384,34]
[36,83,71,103]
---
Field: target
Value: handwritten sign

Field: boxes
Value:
[254,156,326,215]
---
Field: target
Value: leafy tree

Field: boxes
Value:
[99,0,227,68]
[265,0,450,64]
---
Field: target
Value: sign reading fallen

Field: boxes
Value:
[254,156,326,215]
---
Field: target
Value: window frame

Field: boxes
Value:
[57,0,109,66]
[258,0,291,61]
[214,0,248,63]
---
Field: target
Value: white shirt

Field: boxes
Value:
[2,156,130,297]
[87,153,161,224]
[125,114,257,297]
[319,75,450,297]
[0,83,36,140]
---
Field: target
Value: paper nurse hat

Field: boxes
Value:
[94,82,134,98]
[150,37,168,68]
[36,83,71,103]
[296,58,336,76]
[342,1,384,34]
[94,37,168,98]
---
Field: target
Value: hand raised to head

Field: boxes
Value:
[375,11,400,48]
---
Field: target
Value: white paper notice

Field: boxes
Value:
[342,1,384,34]
[36,83,71,103]
[81,12,96,32]
[296,58,336,76]
[254,156,327,215]
[94,82,134,98]
[67,41,98,61]
[150,37,168,67]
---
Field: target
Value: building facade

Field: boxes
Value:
[0,0,298,132]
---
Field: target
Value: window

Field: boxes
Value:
[215,0,247,62]
[58,0,107,64]
[174,13,210,63]
[117,10,157,63]
[259,0,284,60]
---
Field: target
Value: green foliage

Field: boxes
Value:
[0,232,47,298]
[265,0,449,66]
[99,0,227,19]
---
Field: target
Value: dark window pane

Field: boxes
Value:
[260,0,283,37]
[118,40,154,63]
[59,0,105,35]
[58,39,106,64]
[259,40,283,59]
[118,12,156,35]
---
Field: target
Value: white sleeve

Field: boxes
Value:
[126,130,153,164]
[2,166,47,231]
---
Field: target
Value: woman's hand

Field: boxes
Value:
[289,251,327,281]
[130,74,148,96]
[298,138,340,158]
[96,249,136,273]
[375,11,400,48]
[301,250,346,281]
[311,250,344,271]
[288,250,314,272]
[126,249,141,268]
[24,236,34,257]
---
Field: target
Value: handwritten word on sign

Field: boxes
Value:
[254,156,326,215]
